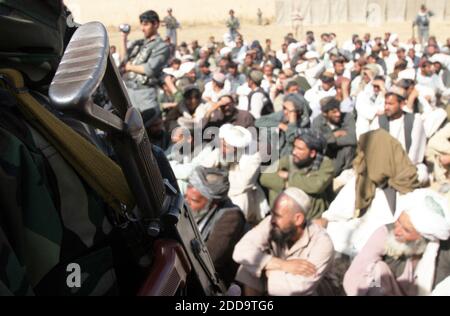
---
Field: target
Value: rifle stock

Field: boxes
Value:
[50,22,226,295]
[103,48,226,296]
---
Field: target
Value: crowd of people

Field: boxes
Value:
[7,0,450,297]
[115,7,450,296]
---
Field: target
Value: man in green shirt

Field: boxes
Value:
[260,129,335,220]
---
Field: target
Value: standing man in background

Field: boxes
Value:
[413,5,434,46]
[162,8,180,46]
[120,10,170,113]
[227,9,240,42]
[257,8,263,26]
[291,11,303,39]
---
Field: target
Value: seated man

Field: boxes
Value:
[344,188,450,296]
[142,108,171,151]
[304,72,337,121]
[166,120,214,193]
[164,84,207,135]
[227,62,246,95]
[202,72,231,106]
[334,77,355,114]
[354,73,385,139]
[426,123,450,187]
[255,93,310,159]
[185,167,246,286]
[312,96,357,176]
[174,61,198,94]
[416,59,450,100]
[260,129,335,220]
[199,124,270,225]
[270,74,291,113]
[371,85,428,184]
[203,94,255,129]
[318,129,419,257]
[246,70,274,119]
[233,188,335,296]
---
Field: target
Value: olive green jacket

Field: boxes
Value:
[260,155,335,220]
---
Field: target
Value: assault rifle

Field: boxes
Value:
[49,22,226,296]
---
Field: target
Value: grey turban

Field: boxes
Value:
[188,167,230,201]
[290,128,327,170]
[284,93,309,113]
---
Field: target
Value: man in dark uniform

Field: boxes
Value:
[121,10,170,113]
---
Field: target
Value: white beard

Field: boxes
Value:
[385,231,428,260]
[218,156,232,168]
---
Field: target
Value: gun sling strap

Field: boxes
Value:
[0,69,135,215]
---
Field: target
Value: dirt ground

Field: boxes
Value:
[108,21,450,51]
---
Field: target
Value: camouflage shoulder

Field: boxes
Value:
[0,222,35,295]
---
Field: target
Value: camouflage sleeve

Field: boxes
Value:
[0,111,119,296]
[0,126,63,295]
[0,227,34,296]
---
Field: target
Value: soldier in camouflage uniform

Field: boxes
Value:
[162,8,180,46]
[0,0,176,296]
[122,10,170,113]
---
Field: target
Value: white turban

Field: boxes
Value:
[398,189,450,241]
[429,53,450,66]
[295,61,308,74]
[181,54,194,62]
[220,46,232,57]
[322,42,336,54]
[178,62,196,78]
[304,51,320,60]
[388,33,399,44]
[400,43,412,51]
[219,124,252,149]
[398,68,416,81]
[162,67,177,77]
[287,42,301,59]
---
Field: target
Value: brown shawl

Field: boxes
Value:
[353,129,419,217]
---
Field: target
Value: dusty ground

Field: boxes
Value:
[108,21,450,51]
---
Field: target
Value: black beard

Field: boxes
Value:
[269,225,297,247]
[329,119,342,126]
[293,156,314,169]
[223,108,237,120]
